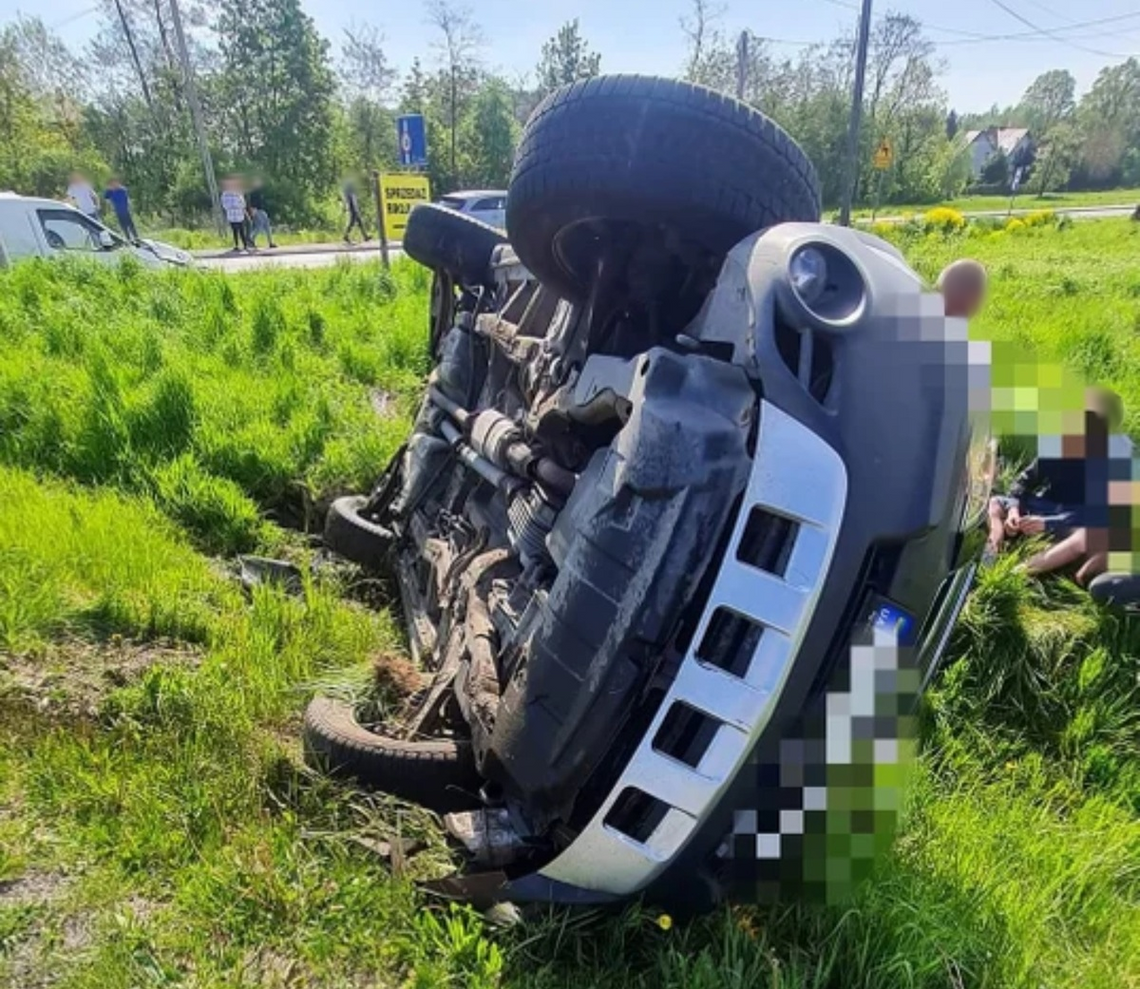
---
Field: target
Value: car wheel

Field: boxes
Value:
[303,696,481,812]
[324,495,394,571]
[403,203,507,287]
[506,74,821,304]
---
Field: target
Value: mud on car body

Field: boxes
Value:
[306,75,992,913]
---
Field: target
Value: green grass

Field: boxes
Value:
[2,227,1140,987]
[852,185,1140,219]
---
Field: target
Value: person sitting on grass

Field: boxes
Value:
[985,387,1126,584]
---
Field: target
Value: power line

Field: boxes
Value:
[984,0,1135,57]
[813,0,1140,48]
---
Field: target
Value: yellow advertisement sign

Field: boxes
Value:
[872,139,893,170]
[379,173,431,241]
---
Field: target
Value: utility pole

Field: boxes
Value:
[838,0,873,227]
[169,0,223,233]
[735,30,749,100]
[113,0,154,111]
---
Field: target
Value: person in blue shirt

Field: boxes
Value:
[103,177,139,243]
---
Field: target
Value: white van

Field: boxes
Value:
[0,192,192,269]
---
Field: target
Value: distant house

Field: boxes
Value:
[962,127,1033,179]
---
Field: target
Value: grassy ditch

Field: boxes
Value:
[1,225,1139,987]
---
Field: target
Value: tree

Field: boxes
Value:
[213,0,336,219]
[946,109,959,141]
[535,20,600,99]
[426,0,483,189]
[340,22,395,103]
[461,78,517,187]
[981,150,1009,186]
[1019,69,1075,134]
[680,0,727,83]
[1032,121,1081,195]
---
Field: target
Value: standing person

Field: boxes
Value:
[246,177,277,249]
[342,175,369,244]
[66,171,101,223]
[103,177,139,243]
[220,177,254,252]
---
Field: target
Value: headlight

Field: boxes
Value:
[784,242,866,327]
[789,246,828,307]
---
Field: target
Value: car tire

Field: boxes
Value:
[506,74,821,303]
[324,495,393,571]
[303,696,481,812]
[403,203,507,287]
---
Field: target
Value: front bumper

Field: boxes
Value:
[533,401,847,896]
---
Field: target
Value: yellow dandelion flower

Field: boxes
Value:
[657,913,673,931]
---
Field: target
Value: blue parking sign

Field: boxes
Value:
[397,114,427,167]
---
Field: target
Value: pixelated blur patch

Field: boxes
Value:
[720,598,919,906]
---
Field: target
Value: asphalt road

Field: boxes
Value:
[858,203,1136,225]
[193,202,1136,271]
[195,242,403,272]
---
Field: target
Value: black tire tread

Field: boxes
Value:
[403,203,506,286]
[507,75,821,301]
[303,696,480,812]
[324,495,391,571]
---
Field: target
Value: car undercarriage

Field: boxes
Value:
[307,74,990,913]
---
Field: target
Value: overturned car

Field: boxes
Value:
[306,76,991,911]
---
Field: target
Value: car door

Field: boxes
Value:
[468,196,506,230]
[36,208,122,265]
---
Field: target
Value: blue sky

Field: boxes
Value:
[7,0,1140,111]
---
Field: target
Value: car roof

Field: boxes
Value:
[0,192,74,210]
[445,190,507,200]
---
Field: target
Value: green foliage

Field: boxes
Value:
[535,19,602,100]
[213,0,337,220]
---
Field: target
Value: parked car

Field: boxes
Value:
[438,190,507,230]
[309,76,990,914]
[0,193,192,269]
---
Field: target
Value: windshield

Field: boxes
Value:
[439,196,466,210]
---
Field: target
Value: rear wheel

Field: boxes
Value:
[324,495,393,571]
[303,696,481,812]
[506,75,821,304]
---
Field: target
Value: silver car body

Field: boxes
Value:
[438,190,508,231]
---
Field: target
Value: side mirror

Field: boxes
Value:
[98,230,114,249]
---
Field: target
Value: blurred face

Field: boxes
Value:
[941,270,987,319]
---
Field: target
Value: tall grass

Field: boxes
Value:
[0,255,430,551]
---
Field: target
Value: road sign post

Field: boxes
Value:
[371,170,390,269]
[871,138,892,221]
[396,114,428,169]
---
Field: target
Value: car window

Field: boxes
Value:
[37,210,106,252]
[439,196,466,210]
[472,197,505,211]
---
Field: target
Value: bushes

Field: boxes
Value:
[923,206,967,234]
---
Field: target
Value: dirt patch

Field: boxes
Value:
[0,871,69,908]
[0,636,202,719]
[369,389,394,418]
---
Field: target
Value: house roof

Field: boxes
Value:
[964,127,1030,155]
